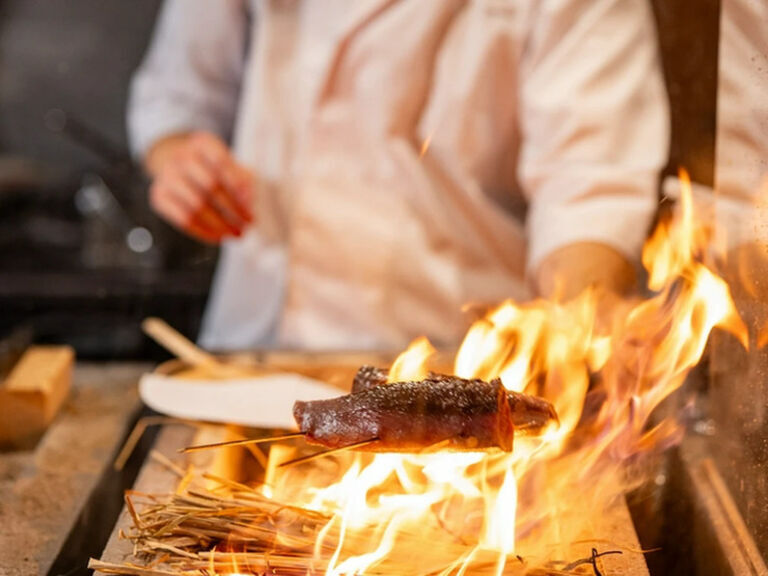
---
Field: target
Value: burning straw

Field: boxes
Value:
[88,470,635,576]
[88,471,531,576]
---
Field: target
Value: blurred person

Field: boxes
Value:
[129,0,669,351]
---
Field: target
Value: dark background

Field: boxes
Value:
[0,0,216,359]
[651,0,721,188]
[0,0,158,171]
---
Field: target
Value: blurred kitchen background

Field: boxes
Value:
[0,0,216,358]
[3,1,768,573]
[0,0,718,360]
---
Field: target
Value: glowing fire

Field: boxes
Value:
[214,172,748,575]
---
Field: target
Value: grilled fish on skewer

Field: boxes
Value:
[294,377,515,452]
[351,366,558,435]
[351,365,389,393]
[184,371,559,456]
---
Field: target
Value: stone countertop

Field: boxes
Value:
[0,362,147,576]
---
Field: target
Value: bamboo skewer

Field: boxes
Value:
[276,438,379,468]
[180,433,306,454]
[115,416,198,470]
[141,317,252,379]
[181,434,382,467]
[142,318,218,368]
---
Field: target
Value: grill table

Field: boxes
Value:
[1,355,763,576]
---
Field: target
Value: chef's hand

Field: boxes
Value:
[534,242,637,329]
[145,132,255,243]
[535,242,636,301]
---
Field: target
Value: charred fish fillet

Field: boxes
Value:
[351,365,389,393]
[352,366,558,435]
[294,377,515,452]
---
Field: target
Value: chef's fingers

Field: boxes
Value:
[164,173,243,239]
[187,210,234,244]
[153,167,242,239]
[224,163,257,218]
[149,184,224,244]
[212,159,255,219]
[179,159,249,231]
[180,152,216,190]
[189,133,255,222]
[188,132,231,166]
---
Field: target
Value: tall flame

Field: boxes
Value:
[388,336,435,382]
[259,169,748,575]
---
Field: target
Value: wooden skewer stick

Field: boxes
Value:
[142,317,218,367]
[277,439,379,469]
[141,317,251,378]
[180,432,306,454]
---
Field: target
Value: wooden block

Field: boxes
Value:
[0,345,74,448]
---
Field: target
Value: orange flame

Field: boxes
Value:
[644,169,697,289]
[207,545,250,576]
[388,336,435,382]
[260,168,748,574]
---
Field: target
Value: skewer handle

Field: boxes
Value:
[142,317,219,369]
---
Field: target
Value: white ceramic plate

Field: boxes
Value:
[139,372,343,430]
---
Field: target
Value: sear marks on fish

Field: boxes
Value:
[294,377,514,452]
[351,366,558,435]
[351,365,389,393]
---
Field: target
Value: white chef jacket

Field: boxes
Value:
[129,0,669,351]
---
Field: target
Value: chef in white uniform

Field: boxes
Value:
[129,0,669,351]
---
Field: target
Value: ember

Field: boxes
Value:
[92,173,749,575]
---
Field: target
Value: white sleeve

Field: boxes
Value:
[127,0,249,158]
[519,0,670,271]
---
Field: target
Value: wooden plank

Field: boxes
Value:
[0,362,147,576]
[573,498,650,576]
[681,438,768,576]
[0,345,74,448]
